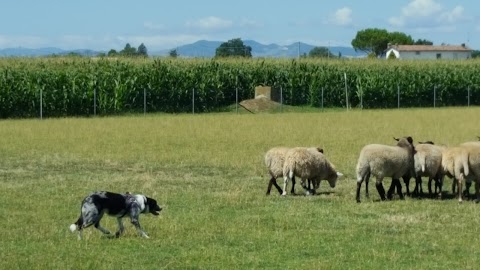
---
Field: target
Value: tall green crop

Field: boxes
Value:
[1,57,480,118]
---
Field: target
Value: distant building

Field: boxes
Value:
[385,44,472,60]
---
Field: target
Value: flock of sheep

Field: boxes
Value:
[265,136,480,203]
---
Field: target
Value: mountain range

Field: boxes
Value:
[0,40,365,58]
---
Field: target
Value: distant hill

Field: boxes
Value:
[0,40,365,58]
[152,40,365,58]
[0,47,102,57]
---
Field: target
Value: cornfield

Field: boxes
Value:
[1,57,480,118]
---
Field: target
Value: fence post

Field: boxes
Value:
[468,86,470,107]
[397,83,400,109]
[94,88,97,116]
[344,73,349,111]
[433,85,436,108]
[40,87,43,120]
[144,88,147,115]
[360,86,363,110]
[280,86,283,112]
[192,88,195,114]
[235,76,239,114]
[321,86,324,111]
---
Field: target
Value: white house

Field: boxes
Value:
[385,44,472,60]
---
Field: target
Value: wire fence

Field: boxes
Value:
[35,73,478,119]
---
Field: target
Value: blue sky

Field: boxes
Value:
[1,0,479,51]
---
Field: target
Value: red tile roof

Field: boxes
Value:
[389,45,472,52]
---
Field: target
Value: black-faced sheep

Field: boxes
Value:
[282,147,342,196]
[355,136,415,203]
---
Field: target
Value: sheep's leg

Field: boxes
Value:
[413,176,422,196]
[458,175,464,203]
[267,176,282,195]
[365,174,370,198]
[282,176,289,196]
[356,173,368,203]
[306,179,318,195]
[451,178,456,194]
[386,180,396,199]
[290,176,296,195]
[395,178,404,200]
[464,180,472,199]
[428,177,434,197]
[437,175,444,199]
[376,178,386,201]
[387,178,403,200]
[475,180,480,203]
[403,176,411,196]
[300,178,311,195]
[418,176,424,195]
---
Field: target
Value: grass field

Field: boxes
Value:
[1,107,480,269]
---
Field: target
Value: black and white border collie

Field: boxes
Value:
[69,191,162,240]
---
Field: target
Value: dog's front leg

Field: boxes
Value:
[115,218,125,238]
[131,218,149,238]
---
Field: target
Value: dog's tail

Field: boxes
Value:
[69,217,83,233]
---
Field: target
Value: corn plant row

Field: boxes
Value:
[1,57,480,117]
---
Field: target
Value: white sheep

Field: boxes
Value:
[355,136,415,203]
[264,147,322,195]
[282,147,342,196]
[408,141,446,198]
[442,143,480,202]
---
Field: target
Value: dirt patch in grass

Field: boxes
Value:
[239,97,281,113]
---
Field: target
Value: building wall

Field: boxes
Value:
[386,49,471,60]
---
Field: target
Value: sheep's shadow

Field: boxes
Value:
[288,190,336,197]
[407,192,472,201]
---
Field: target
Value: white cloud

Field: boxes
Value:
[115,34,208,50]
[0,34,211,51]
[330,7,353,26]
[401,0,442,17]
[440,6,464,23]
[0,35,49,48]
[185,16,233,31]
[238,18,262,28]
[143,22,166,31]
[388,0,468,30]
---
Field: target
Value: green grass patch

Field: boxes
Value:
[1,107,479,269]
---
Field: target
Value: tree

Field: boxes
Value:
[388,31,414,46]
[308,46,335,58]
[120,43,137,56]
[414,39,433,45]
[169,49,178,58]
[352,28,417,57]
[137,43,148,57]
[472,50,480,58]
[351,28,389,57]
[215,38,252,58]
[107,49,118,57]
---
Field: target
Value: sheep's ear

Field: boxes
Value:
[406,136,413,144]
[336,172,343,177]
[393,137,399,141]
[317,148,324,153]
